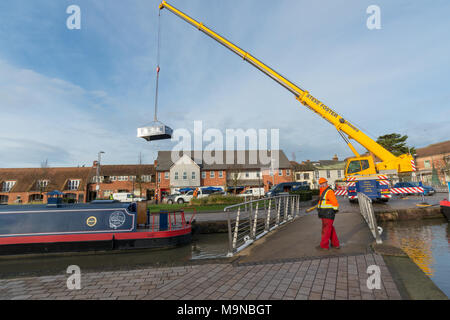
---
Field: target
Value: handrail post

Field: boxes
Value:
[232,207,241,252]
[252,202,259,240]
[226,209,233,257]
[265,199,272,231]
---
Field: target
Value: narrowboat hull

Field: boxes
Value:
[440,200,450,222]
[0,202,192,255]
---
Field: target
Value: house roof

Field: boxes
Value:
[0,167,92,193]
[97,164,155,176]
[292,161,316,172]
[416,140,450,158]
[155,150,292,171]
[315,161,346,170]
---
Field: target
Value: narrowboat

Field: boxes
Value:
[440,200,450,222]
[0,198,194,255]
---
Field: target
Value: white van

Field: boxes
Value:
[112,193,145,202]
[238,188,265,197]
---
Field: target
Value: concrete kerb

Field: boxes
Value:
[372,242,448,300]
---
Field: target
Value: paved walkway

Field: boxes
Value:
[0,253,401,300]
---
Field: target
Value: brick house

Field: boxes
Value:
[415,140,450,185]
[88,163,156,201]
[155,150,293,198]
[0,163,157,205]
[0,167,92,205]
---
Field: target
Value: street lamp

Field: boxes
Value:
[96,151,105,199]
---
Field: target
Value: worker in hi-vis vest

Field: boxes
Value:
[316,177,340,250]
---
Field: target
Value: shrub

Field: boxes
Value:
[289,190,313,201]
[190,195,244,206]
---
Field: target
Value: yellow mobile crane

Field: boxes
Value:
[158,1,416,201]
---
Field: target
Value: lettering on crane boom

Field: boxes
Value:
[305,94,359,133]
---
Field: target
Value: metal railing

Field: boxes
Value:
[357,193,383,244]
[224,194,302,257]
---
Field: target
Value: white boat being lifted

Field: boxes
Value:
[137,121,173,142]
[138,11,173,143]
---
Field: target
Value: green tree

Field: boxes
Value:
[376,133,416,156]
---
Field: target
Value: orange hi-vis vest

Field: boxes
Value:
[318,187,339,210]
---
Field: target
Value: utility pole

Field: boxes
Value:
[96,151,105,199]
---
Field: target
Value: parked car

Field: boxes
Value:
[392,182,435,196]
[168,188,211,204]
[238,188,265,198]
[265,182,310,197]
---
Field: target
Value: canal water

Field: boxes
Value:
[0,233,230,279]
[379,218,450,297]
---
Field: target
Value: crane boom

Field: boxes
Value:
[159,1,414,174]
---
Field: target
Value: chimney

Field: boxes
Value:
[332,154,338,161]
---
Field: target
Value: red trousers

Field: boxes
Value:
[320,218,339,249]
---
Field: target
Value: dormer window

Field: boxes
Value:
[68,179,80,190]
[2,181,16,192]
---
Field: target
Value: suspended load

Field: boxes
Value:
[137,120,173,141]
[138,12,173,142]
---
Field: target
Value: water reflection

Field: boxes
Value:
[0,233,230,279]
[380,219,450,296]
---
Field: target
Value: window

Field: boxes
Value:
[424,160,431,169]
[286,169,290,176]
[68,179,80,190]
[338,170,342,178]
[111,176,117,181]
[279,170,283,176]
[210,171,215,178]
[245,172,249,178]
[192,172,196,180]
[158,173,161,182]
[347,161,362,174]
[296,173,301,180]
[183,172,187,180]
[164,172,169,179]
[141,175,151,182]
[37,180,49,188]
[256,172,260,178]
[326,170,331,179]
[129,176,136,181]
[201,172,206,179]
[219,171,223,178]
[174,172,179,180]
[361,160,370,171]
[304,173,309,180]
[2,181,16,192]
[315,171,319,179]
[118,176,128,181]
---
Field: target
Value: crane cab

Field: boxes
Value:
[137,121,173,142]
[345,156,377,177]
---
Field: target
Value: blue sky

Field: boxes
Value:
[0,0,449,168]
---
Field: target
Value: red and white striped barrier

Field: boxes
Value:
[335,189,348,196]
[411,160,416,172]
[390,187,424,194]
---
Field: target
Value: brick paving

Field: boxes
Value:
[0,253,402,300]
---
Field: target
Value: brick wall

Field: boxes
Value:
[201,170,227,187]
